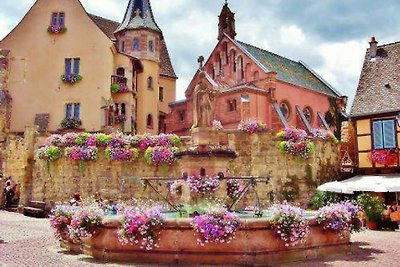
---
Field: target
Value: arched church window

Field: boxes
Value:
[228,99,237,112]
[253,71,260,80]
[303,106,313,124]
[147,76,153,90]
[238,56,245,80]
[133,38,140,51]
[280,101,291,120]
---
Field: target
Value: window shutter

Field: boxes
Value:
[373,121,383,149]
[65,59,71,75]
[383,120,396,148]
[73,104,80,119]
[73,58,80,74]
[66,104,72,118]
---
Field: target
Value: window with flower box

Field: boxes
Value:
[62,58,81,84]
[61,103,81,129]
[372,119,397,149]
[48,12,66,34]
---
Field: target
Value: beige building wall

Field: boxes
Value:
[136,59,160,134]
[0,0,115,132]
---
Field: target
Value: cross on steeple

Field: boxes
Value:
[134,8,141,18]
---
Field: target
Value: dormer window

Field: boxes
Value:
[48,12,66,34]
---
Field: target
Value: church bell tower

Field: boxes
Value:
[218,1,236,41]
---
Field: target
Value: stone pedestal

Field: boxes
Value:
[191,127,218,146]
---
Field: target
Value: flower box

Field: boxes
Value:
[47,24,67,34]
[61,73,82,84]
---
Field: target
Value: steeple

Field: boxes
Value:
[218,1,236,41]
[115,0,161,33]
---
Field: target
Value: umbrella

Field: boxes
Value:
[317,181,353,194]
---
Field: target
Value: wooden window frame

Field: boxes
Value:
[371,118,397,149]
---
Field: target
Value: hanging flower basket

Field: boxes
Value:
[370,149,398,166]
[61,73,82,84]
[47,25,67,34]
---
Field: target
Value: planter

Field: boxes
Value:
[81,216,351,266]
[366,220,378,230]
[59,238,82,253]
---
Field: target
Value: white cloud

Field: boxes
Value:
[279,25,306,45]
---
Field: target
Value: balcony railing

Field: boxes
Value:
[111,75,130,93]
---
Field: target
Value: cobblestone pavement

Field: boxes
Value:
[0,210,399,267]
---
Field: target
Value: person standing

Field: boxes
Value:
[4,180,15,208]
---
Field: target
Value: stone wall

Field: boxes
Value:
[3,127,341,209]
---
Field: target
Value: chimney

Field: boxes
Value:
[369,36,378,58]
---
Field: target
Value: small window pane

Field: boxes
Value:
[148,40,154,52]
[383,120,396,148]
[66,104,72,118]
[74,103,80,119]
[133,39,140,51]
[59,13,65,26]
[373,121,383,149]
[73,58,80,74]
[52,13,58,25]
[65,58,72,75]
[159,87,164,102]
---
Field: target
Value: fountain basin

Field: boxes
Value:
[81,216,351,266]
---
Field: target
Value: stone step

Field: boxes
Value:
[28,201,46,210]
[23,207,46,218]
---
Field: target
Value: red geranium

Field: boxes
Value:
[370,149,398,166]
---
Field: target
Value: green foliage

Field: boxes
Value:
[144,147,153,165]
[105,148,112,160]
[281,175,300,202]
[96,133,112,146]
[46,146,60,161]
[110,83,120,93]
[75,133,91,146]
[170,135,182,146]
[276,131,285,139]
[310,190,340,209]
[357,193,385,221]
[278,141,287,153]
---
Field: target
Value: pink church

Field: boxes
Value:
[167,3,347,136]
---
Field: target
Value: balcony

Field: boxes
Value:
[110,75,131,94]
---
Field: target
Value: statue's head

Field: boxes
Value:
[198,71,206,80]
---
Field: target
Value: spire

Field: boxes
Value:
[218,1,236,40]
[115,0,161,33]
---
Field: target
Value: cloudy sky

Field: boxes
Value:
[1,0,400,108]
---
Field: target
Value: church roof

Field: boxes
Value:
[88,14,177,79]
[235,40,340,97]
[350,41,400,117]
[115,0,161,33]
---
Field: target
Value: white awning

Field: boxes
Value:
[318,174,400,193]
[317,181,354,194]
